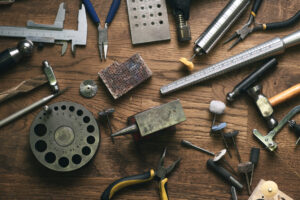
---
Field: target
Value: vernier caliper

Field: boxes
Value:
[0,3,87,55]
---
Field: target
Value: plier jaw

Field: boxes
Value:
[98,23,108,61]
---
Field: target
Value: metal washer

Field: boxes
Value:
[80,80,98,98]
[29,101,100,172]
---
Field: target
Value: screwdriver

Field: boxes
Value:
[249,148,260,186]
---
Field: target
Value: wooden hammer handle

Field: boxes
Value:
[269,83,300,106]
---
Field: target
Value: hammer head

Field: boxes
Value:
[247,85,278,129]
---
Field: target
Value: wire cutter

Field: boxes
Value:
[83,0,121,61]
[101,148,181,200]
[224,0,300,50]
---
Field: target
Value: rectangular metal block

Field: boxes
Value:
[98,54,152,99]
[134,100,186,137]
[126,0,170,44]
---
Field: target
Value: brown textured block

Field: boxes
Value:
[98,54,152,99]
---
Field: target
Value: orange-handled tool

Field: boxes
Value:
[269,83,300,106]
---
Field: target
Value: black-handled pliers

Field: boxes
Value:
[224,0,300,50]
[101,148,181,200]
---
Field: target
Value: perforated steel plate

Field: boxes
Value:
[126,0,170,44]
[29,101,100,172]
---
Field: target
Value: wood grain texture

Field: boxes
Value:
[0,0,299,199]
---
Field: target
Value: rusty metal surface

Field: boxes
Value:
[98,54,152,99]
[135,100,186,137]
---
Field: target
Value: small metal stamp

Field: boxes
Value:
[80,80,98,98]
[98,54,152,99]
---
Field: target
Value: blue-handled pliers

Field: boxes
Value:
[83,0,121,61]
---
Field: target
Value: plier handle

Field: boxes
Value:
[224,0,300,50]
[100,148,181,200]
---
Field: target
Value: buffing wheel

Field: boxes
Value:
[29,101,100,172]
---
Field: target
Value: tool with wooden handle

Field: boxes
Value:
[248,83,300,129]
[0,75,48,103]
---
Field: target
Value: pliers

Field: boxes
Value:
[83,0,121,61]
[101,148,181,200]
[224,0,300,50]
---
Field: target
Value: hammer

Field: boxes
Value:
[248,83,300,129]
[0,60,59,103]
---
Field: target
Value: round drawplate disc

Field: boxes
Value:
[29,101,100,172]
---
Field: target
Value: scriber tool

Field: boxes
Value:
[83,0,120,61]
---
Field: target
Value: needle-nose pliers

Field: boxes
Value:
[83,0,121,61]
[101,148,181,200]
[224,0,300,50]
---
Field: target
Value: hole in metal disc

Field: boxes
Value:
[54,106,58,111]
[35,140,47,152]
[158,12,162,16]
[34,124,47,136]
[61,105,66,110]
[72,154,82,164]
[87,136,95,144]
[69,106,75,112]
[83,116,90,123]
[77,110,83,116]
[45,152,56,163]
[59,157,69,168]
[157,4,161,8]
[87,125,95,133]
[82,146,91,155]
[159,20,163,24]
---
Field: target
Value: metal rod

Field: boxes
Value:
[181,140,215,156]
[0,88,67,128]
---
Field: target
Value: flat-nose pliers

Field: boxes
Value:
[224,0,300,50]
[101,148,181,200]
[83,0,121,61]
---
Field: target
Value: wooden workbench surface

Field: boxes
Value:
[0,0,299,199]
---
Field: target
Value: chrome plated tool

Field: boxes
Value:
[99,108,115,143]
[181,140,215,156]
[238,162,252,195]
[82,0,120,61]
[126,0,170,44]
[0,40,34,73]
[231,186,238,200]
[0,3,87,55]
[0,88,68,128]
[213,149,237,175]
[253,105,300,151]
[101,148,180,200]
[30,101,100,172]
[190,0,250,60]
[224,130,242,163]
[160,30,300,95]
[224,0,300,49]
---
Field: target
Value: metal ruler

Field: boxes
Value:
[0,3,87,55]
[160,30,300,95]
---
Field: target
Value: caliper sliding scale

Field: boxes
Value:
[0,3,87,55]
[160,30,300,95]
[253,105,300,152]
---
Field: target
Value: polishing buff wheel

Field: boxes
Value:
[179,57,194,71]
[260,180,279,198]
[29,101,100,172]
